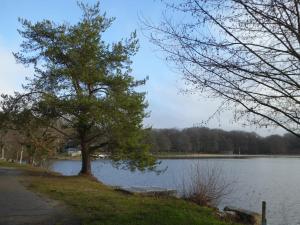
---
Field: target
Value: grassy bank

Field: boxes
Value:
[0,161,239,225]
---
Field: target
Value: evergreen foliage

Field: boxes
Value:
[1,2,155,174]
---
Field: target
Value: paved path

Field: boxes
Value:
[0,168,79,225]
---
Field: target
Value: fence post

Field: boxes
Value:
[262,201,267,225]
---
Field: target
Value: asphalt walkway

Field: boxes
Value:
[0,168,79,225]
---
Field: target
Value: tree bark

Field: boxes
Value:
[16,151,19,162]
[19,146,23,164]
[1,147,4,159]
[80,142,92,176]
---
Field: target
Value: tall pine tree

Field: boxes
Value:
[8,2,154,175]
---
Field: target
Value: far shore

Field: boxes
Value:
[155,153,300,159]
[50,153,300,161]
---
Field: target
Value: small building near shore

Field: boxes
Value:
[91,153,108,159]
[65,147,81,157]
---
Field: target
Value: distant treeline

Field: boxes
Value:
[146,127,300,155]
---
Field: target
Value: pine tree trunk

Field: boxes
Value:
[80,142,92,176]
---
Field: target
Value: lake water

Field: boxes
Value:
[51,157,300,225]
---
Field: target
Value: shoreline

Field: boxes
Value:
[0,161,241,225]
[156,154,300,159]
[50,154,300,161]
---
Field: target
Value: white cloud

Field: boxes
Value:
[0,42,32,95]
[144,77,285,136]
[0,40,284,136]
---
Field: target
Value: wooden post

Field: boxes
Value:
[262,201,267,225]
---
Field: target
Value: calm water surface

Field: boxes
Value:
[51,158,300,225]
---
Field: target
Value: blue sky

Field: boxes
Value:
[0,0,283,135]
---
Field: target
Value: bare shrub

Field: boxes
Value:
[181,161,235,207]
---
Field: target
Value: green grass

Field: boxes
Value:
[0,161,239,225]
[0,160,37,169]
